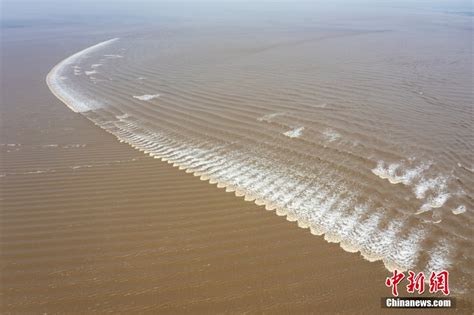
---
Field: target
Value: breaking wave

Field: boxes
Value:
[46,35,473,296]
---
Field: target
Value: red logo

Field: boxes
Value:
[385,270,449,297]
[407,271,425,294]
[429,271,450,295]
[385,270,405,296]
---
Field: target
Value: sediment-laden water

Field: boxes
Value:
[46,10,473,295]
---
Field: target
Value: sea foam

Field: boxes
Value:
[133,94,161,101]
[45,38,471,296]
[372,159,457,215]
[323,128,341,142]
[283,126,304,138]
[46,38,119,112]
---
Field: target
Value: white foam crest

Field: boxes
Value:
[116,113,130,121]
[322,128,341,142]
[172,148,211,167]
[312,187,350,229]
[223,163,255,186]
[54,61,462,285]
[88,117,449,279]
[258,176,291,203]
[347,210,384,256]
[85,70,98,76]
[46,38,119,112]
[44,36,470,294]
[233,167,268,196]
[304,189,337,234]
[283,126,304,138]
[201,153,241,175]
[417,192,451,214]
[272,176,308,209]
[333,204,371,248]
[452,205,466,215]
[372,160,430,185]
[414,175,451,214]
[385,227,426,271]
[422,239,452,276]
[362,218,404,261]
[372,161,400,181]
[372,160,458,215]
[320,196,354,242]
[414,176,448,199]
[231,164,271,194]
[194,156,228,174]
[284,181,314,211]
[208,159,246,182]
[247,171,282,200]
[133,94,161,101]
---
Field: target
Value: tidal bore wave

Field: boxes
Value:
[46,33,473,295]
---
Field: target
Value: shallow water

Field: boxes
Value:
[46,7,473,295]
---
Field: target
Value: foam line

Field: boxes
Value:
[133,94,161,101]
[46,38,119,112]
[45,39,470,295]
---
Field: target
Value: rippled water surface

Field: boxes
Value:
[47,7,473,295]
